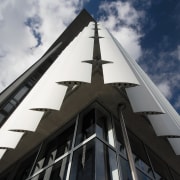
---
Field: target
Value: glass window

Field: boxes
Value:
[147,148,172,179]
[128,132,154,179]
[31,156,69,180]
[31,124,74,174]
[3,103,14,113]
[133,154,154,179]
[13,86,29,102]
[49,155,69,180]
[114,120,126,157]
[136,168,152,180]
[70,140,95,180]
[55,125,74,158]
[119,156,132,180]
[10,99,17,106]
[27,79,36,87]
[0,113,5,124]
[31,158,45,179]
[95,139,119,180]
[75,109,95,146]
[96,109,115,147]
[115,119,154,180]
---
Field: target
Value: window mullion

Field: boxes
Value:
[111,114,123,180]
[65,114,79,180]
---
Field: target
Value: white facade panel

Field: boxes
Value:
[54,37,93,84]
[19,24,93,111]
[29,75,67,111]
[97,25,164,113]
[168,138,180,155]
[148,114,180,136]
[119,41,179,124]
[99,36,139,85]
[81,27,94,37]
[108,37,164,114]
[126,85,165,114]
[0,130,24,149]
[0,149,6,159]
[30,83,67,111]
[2,108,44,132]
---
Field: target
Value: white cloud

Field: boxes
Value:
[98,1,144,61]
[0,0,88,92]
[174,96,180,112]
[157,81,172,99]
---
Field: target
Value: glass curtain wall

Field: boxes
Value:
[1,103,180,180]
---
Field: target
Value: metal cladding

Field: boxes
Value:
[168,138,180,155]
[0,22,95,158]
[112,37,180,153]
[54,22,94,84]
[148,114,180,136]
[0,130,24,149]
[29,82,68,111]
[98,25,140,86]
[126,84,165,114]
[1,108,44,132]
[109,38,164,114]
[111,33,180,154]
[28,63,68,111]
[0,19,180,159]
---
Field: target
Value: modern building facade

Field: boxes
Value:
[0,10,180,180]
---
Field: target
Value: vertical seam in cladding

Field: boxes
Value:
[93,23,101,61]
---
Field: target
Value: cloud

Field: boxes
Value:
[0,0,88,92]
[174,96,180,112]
[139,44,180,113]
[98,1,145,61]
[157,81,172,99]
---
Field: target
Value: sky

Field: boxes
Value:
[0,0,179,113]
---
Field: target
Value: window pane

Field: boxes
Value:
[10,99,17,106]
[133,154,154,179]
[136,169,152,180]
[32,124,74,174]
[13,86,29,102]
[128,132,153,175]
[75,109,95,146]
[108,148,119,180]
[50,156,69,180]
[114,120,126,157]
[31,156,69,180]
[3,103,14,113]
[96,109,115,147]
[147,148,172,179]
[70,140,95,180]
[0,113,5,124]
[41,150,57,179]
[95,139,106,180]
[119,156,132,180]
[96,139,119,180]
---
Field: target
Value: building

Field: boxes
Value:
[0,9,180,180]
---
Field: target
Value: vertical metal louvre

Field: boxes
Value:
[53,22,94,85]
[98,24,139,87]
